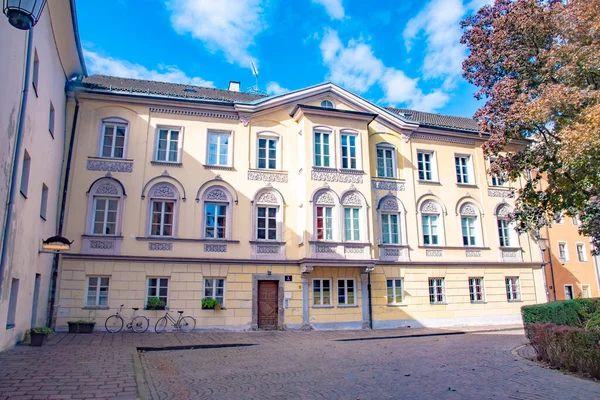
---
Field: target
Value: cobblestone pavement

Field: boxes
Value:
[0,327,598,400]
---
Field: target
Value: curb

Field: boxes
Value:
[133,348,151,400]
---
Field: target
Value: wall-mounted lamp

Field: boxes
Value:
[3,0,47,30]
[41,235,73,253]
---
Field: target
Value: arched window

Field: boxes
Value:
[420,200,444,246]
[459,202,482,247]
[321,99,334,108]
[341,191,366,242]
[252,189,284,241]
[87,178,125,236]
[147,182,180,237]
[201,186,234,239]
[313,189,338,241]
[99,117,129,159]
[496,204,518,247]
[378,196,405,245]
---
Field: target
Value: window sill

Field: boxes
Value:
[40,215,46,221]
[202,307,227,311]
[250,240,285,245]
[20,190,27,199]
[499,246,522,251]
[386,303,407,307]
[430,302,448,306]
[470,301,487,305]
[337,304,358,308]
[417,180,441,185]
[489,185,511,190]
[418,245,491,250]
[339,168,364,173]
[456,183,478,188]
[312,166,336,170]
[6,324,15,330]
[49,129,54,139]
[151,161,182,167]
[135,237,240,244]
[248,168,288,174]
[372,176,404,181]
[312,305,334,309]
[88,156,133,162]
[83,234,124,239]
[507,300,523,303]
[378,244,409,248]
[203,164,234,171]
[82,306,110,310]
[32,83,38,97]
[309,240,371,246]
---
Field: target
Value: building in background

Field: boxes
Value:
[0,0,86,350]
[54,75,546,331]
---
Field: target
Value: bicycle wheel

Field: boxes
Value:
[179,316,196,333]
[105,315,124,333]
[155,316,168,333]
[131,316,149,333]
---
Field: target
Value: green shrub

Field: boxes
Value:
[146,297,166,310]
[202,297,219,309]
[526,323,600,379]
[31,327,53,334]
[521,298,600,328]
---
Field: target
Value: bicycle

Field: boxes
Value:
[105,304,150,333]
[154,307,196,333]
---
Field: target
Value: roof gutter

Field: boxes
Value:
[69,0,87,76]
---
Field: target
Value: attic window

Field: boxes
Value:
[184,88,197,93]
[321,100,334,109]
[402,112,413,117]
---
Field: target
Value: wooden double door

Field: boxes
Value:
[258,281,279,330]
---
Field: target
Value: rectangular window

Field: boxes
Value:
[576,243,586,262]
[505,277,521,301]
[344,207,360,241]
[462,217,477,246]
[32,49,39,95]
[257,206,277,240]
[258,137,277,169]
[204,278,225,305]
[572,216,581,226]
[497,219,510,247]
[455,155,472,184]
[86,277,109,306]
[417,151,434,181]
[314,131,331,167]
[101,123,126,158]
[93,198,118,235]
[20,150,31,197]
[376,146,395,178]
[48,102,55,137]
[429,278,445,304]
[381,213,399,244]
[204,203,227,239]
[469,277,484,303]
[582,285,590,299]
[337,279,355,305]
[156,128,180,162]
[340,134,357,169]
[558,242,568,261]
[422,215,439,245]
[313,279,331,306]
[207,132,231,166]
[150,200,174,237]
[316,206,333,240]
[564,284,574,300]
[7,278,19,328]
[40,184,48,220]
[386,279,403,304]
[147,278,169,306]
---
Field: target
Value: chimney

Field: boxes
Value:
[228,81,240,92]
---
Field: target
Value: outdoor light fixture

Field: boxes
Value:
[537,237,549,251]
[3,0,47,30]
[41,235,73,253]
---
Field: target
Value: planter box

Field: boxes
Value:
[67,322,96,333]
[30,332,47,347]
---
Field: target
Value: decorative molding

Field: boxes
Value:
[256,191,279,204]
[497,205,511,218]
[205,244,227,253]
[372,180,405,191]
[151,161,182,167]
[203,164,234,171]
[488,189,514,198]
[150,184,176,199]
[384,248,400,257]
[311,168,363,184]
[380,197,400,212]
[341,192,362,206]
[89,240,114,250]
[205,188,228,202]
[411,132,476,145]
[314,191,335,205]
[86,159,133,173]
[95,182,119,196]
[466,249,482,257]
[421,200,439,214]
[149,107,238,120]
[315,244,337,253]
[148,242,173,251]
[256,244,281,254]
[248,170,289,183]
[502,249,521,260]
[239,114,251,126]
[460,203,478,216]
[426,249,443,257]
[344,245,365,254]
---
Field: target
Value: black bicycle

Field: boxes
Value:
[154,307,196,333]
[105,304,150,333]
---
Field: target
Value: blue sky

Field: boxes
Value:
[77,0,489,117]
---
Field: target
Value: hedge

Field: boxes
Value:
[521,298,600,328]
[526,323,600,379]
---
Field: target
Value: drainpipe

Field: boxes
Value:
[0,29,34,298]
[368,272,373,329]
[47,94,79,327]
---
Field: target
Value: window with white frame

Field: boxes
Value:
[376,144,395,178]
[421,200,442,246]
[94,198,119,235]
[505,277,520,301]
[316,206,333,240]
[151,200,175,237]
[387,279,403,304]
[40,184,48,220]
[207,131,231,166]
[572,216,581,226]
[344,207,360,241]
[321,99,334,108]
[429,278,445,304]
[32,49,39,94]
[86,277,109,306]
[314,130,331,167]
[558,242,569,261]
[147,278,169,306]
[489,156,508,186]
[469,277,485,303]
[582,284,591,298]
[381,213,400,244]
[155,128,181,163]
[460,203,480,247]
[101,119,127,159]
[313,279,332,306]
[20,150,31,197]
[337,279,355,305]
[417,151,435,181]
[576,243,587,262]
[564,284,574,300]
[204,278,225,305]
[48,102,55,138]
[205,203,227,239]
[455,155,473,184]
[257,206,277,240]
[340,132,357,169]
[497,219,510,247]
[88,178,125,236]
[257,136,278,169]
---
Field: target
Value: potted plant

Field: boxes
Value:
[146,297,166,310]
[202,298,222,310]
[30,327,53,346]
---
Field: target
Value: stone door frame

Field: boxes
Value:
[252,274,285,330]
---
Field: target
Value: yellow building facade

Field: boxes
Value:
[56,76,546,331]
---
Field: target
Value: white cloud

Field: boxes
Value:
[166,0,264,67]
[266,82,289,95]
[319,30,449,112]
[84,49,214,87]
[312,0,345,20]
